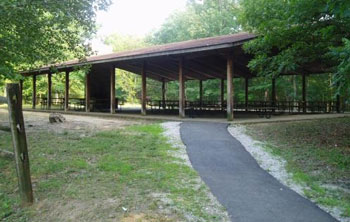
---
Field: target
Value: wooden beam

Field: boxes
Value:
[185,65,217,80]
[271,78,276,113]
[221,79,225,110]
[271,78,276,102]
[199,80,203,109]
[85,73,90,112]
[195,56,254,79]
[19,80,23,108]
[245,77,249,112]
[187,59,226,79]
[162,80,166,109]
[190,59,225,79]
[141,61,147,115]
[6,83,34,206]
[47,73,52,110]
[152,60,205,80]
[336,81,341,113]
[32,75,36,109]
[227,57,234,121]
[302,73,306,113]
[64,71,69,112]
[179,58,185,118]
[147,61,179,80]
[21,41,254,76]
[336,94,341,113]
[117,63,172,82]
[110,66,116,114]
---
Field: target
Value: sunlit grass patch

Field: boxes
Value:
[0,121,228,221]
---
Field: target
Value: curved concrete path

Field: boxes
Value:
[180,122,337,222]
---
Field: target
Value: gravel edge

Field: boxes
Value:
[161,121,230,222]
[228,124,349,222]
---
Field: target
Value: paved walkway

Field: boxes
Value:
[180,122,337,222]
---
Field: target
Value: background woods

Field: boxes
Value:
[1,0,349,106]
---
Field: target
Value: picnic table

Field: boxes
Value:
[252,106,276,119]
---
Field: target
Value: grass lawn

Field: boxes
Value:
[245,117,350,218]
[0,116,227,221]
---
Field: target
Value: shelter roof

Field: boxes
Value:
[22,33,256,81]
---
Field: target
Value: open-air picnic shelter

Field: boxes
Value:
[20,33,344,120]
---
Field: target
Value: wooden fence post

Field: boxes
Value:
[6,83,34,206]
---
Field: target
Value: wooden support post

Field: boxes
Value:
[141,62,147,115]
[221,79,225,110]
[64,71,69,112]
[199,80,203,110]
[162,80,166,110]
[6,83,34,206]
[179,58,185,118]
[335,81,341,113]
[85,73,90,112]
[47,73,52,110]
[32,75,36,109]
[110,66,116,114]
[227,57,234,121]
[272,78,276,112]
[245,77,249,112]
[302,73,306,113]
[19,80,23,108]
[336,94,341,113]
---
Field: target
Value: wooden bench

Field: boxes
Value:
[251,106,277,119]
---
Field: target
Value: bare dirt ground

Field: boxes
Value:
[0,109,144,135]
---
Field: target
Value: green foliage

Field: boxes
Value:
[239,0,350,82]
[105,33,149,52]
[4,0,346,104]
[104,34,148,103]
[144,0,338,103]
[143,0,241,102]
[329,38,350,97]
[148,0,240,44]
[0,0,111,78]
[19,70,86,103]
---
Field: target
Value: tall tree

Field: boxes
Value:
[239,0,350,90]
[148,0,240,44]
[146,0,241,102]
[0,0,111,79]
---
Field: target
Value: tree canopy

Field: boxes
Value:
[3,0,348,105]
[239,0,350,93]
[147,0,240,44]
[143,0,345,103]
[0,0,111,79]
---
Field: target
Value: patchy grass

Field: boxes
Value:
[0,119,227,222]
[245,117,350,217]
